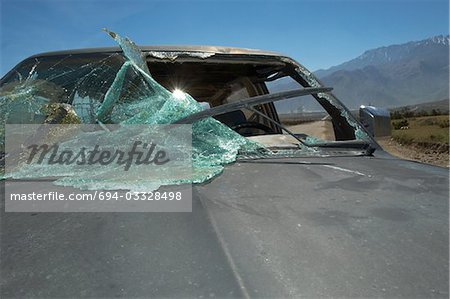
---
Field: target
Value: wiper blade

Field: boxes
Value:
[308,140,376,155]
[175,87,332,124]
[246,106,308,147]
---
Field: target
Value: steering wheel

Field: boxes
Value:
[231,121,276,136]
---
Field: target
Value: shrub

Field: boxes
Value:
[438,120,449,128]
[392,119,409,130]
[431,109,441,116]
[416,110,429,117]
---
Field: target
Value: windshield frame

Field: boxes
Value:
[0,50,380,154]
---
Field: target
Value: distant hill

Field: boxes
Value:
[314,35,449,109]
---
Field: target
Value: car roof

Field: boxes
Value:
[29,45,285,59]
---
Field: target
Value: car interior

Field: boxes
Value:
[148,57,302,137]
[147,56,338,145]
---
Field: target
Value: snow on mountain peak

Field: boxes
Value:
[430,35,449,45]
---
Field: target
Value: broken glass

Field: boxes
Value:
[0,31,264,190]
[279,58,372,143]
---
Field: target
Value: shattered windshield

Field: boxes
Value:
[0,31,372,191]
[1,53,125,125]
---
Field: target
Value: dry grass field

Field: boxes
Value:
[379,115,449,167]
[391,115,449,146]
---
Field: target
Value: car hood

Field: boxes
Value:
[194,152,449,297]
[1,152,448,298]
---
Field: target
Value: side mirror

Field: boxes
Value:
[359,105,391,137]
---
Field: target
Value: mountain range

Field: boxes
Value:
[314,35,449,109]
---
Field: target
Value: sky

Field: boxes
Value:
[1,0,449,76]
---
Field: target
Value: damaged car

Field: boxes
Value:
[0,31,448,298]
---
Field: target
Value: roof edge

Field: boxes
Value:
[29,45,285,59]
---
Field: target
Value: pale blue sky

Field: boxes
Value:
[1,0,448,76]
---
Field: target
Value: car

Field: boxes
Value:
[0,33,448,298]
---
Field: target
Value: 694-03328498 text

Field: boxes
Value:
[8,191,184,201]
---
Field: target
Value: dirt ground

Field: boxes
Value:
[287,121,449,168]
[377,137,449,168]
[288,120,335,140]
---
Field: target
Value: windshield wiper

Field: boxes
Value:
[245,106,308,147]
[175,87,332,124]
[306,140,376,154]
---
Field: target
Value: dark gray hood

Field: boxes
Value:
[195,152,449,297]
[1,152,448,298]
